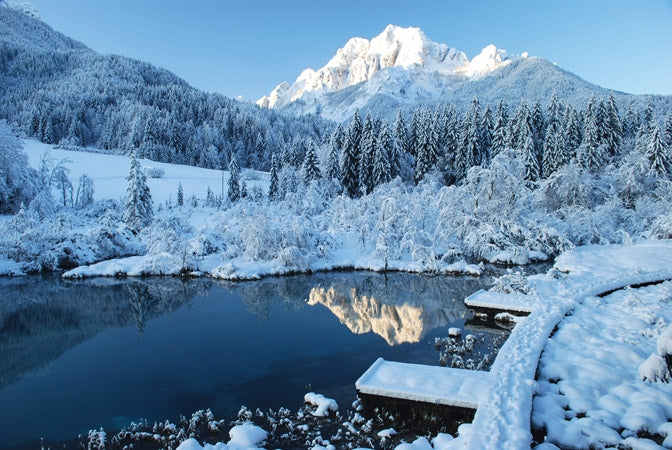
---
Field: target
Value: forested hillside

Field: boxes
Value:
[0,5,325,172]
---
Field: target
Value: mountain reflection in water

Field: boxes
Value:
[308,274,482,345]
[0,272,491,449]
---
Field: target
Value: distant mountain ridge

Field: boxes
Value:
[258,25,670,121]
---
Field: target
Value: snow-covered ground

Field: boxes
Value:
[534,281,672,448]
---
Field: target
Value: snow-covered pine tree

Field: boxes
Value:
[268,154,280,200]
[564,106,582,159]
[542,93,566,177]
[454,115,473,182]
[325,124,343,181]
[520,126,541,184]
[605,93,623,156]
[623,104,639,140]
[491,114,508,158]
[177,182,184,206]
[467,97,484,165]
[340,110,362,197]
[644,123,671,177]
[414,112,438,183]
[546,93,564,130]
[394,109,409,156]
[227,156,241,202]
[480,106,493,164]
[531,100,546,160]
[432,106,446,164]
[491,100,509,158]
[664,113,672,149]
[124,150,153,232]
[512,101,531,150]
[141,114,161,160]
[43,117,56,145]
[29,112,40,138]
[442,105,460,177]
[408,108,422,157]
[385,122,403,181]
[578,100,605,171]
[636,103,655,154]
[372,123,392,188]
[359,113,376,194]
[542,124,567,177]
[302,140,322,185]
[288,137,306,168]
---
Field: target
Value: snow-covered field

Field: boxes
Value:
[23,141,267,204]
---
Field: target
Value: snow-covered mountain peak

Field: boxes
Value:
[461,43,513,77]
[257,25,521,112]
[3,1,42,20]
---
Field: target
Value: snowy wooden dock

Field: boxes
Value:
[355,358,491,410]
[464,289,541,315]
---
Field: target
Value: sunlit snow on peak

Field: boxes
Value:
[257,24,518,110]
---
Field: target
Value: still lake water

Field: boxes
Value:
[0,272,496,449]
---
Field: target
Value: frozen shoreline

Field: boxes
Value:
[59,252,484,281]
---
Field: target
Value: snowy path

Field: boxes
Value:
[466,241,672,449]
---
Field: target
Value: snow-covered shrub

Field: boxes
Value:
[277,246,308,271]
[639,353,669,383]
[491,269,531,294]
[144,167,165,178]
[145,215,193,255]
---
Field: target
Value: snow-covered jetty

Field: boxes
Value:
[356,358,491,410]
[464,289,541,315]
[356,241,672,449]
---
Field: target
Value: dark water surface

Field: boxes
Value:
[0,272,495,449]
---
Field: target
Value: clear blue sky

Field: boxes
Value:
[28,0,672,100]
